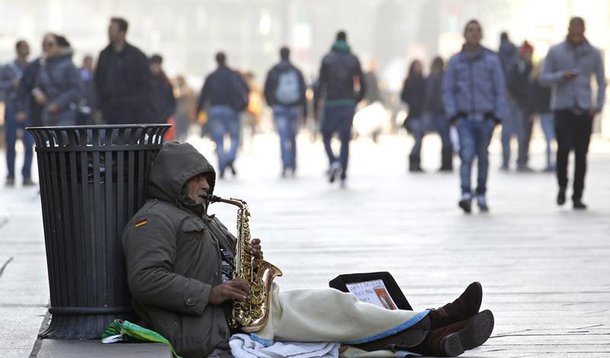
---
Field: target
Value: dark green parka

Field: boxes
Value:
[122,142,236,357]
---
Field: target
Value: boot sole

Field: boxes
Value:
[440,309,494,356]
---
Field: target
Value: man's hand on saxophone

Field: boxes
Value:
[247,238,264,259]
[209,279,250,305]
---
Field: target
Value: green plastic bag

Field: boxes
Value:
[101,319,182,358]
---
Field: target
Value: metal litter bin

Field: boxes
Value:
[27,124,170,339]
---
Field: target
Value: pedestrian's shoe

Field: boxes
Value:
[573,200,587,210]
[5,177,15,187]
[23,178,37,187]
[439,165,453,173]
[516,165,533,173]
[328,162,341,183]
[476,195,489,212]
[458,193,472,214]
[428,282,483,330]
[228,162,237,176]
[408,158,424,173]
[557,188,566,206]
[428,309,495,357]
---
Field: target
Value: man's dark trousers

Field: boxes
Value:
[554,109,593,201]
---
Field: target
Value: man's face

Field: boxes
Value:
[567,21,585,45]
[42,35,59,57]
[149,62,162,76]
[464,23,482,46]
[108,22,124,44]
[184,174,211,205]
[17,42,30,58]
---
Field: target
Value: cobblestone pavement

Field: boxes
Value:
[1,131,609,357]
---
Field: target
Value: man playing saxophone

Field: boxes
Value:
[122,141,495,358]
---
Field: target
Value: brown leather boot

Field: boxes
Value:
[428,282,482,330]
[427,309,494,357]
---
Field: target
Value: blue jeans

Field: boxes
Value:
[457,118,496,195]
[501,97,523,168]
[321,105,355,179]
[408,117,425,163]
[539,112,555,168]
[208,105,240,174]
[273,105,300,170]
[4,105,34,180]
[430,111,452,168]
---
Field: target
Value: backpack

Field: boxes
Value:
[274,68,300,105]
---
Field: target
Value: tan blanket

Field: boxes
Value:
[253,284,428,346]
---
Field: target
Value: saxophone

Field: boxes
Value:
[209,195,283,332]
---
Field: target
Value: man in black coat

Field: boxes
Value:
[95,17,153,124]
[316,30,366,187]
[149,54,176,124]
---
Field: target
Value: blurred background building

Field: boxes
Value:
[1,0,609,135]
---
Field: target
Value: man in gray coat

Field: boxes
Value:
[122,142,494,357]
[541,17,606,210]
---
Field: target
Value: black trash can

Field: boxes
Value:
[27,124,170,339]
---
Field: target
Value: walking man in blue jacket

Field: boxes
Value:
[443,20,506,213]
[541,17,606,210]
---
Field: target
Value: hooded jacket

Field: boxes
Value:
[122,142,237,358]
[318,40,366,106]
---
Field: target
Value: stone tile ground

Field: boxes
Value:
[1,131,609,357]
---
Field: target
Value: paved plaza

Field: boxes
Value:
[1,130,609,357]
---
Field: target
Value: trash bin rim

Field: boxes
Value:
[26,123,171,131]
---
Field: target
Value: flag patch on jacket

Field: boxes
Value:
[134,219,148,228]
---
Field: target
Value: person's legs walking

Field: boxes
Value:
[225,108,241,175]
[516,108,534,171]
[208,106,228,177]
[500,98,518,170]
[286,106,299,173]
[540,112,555,171]
[273,106,290,175]
[572,113,593,209]
[457,119,476,213]
[337,105,355,182]
[19,118,35,184]
[409,118,424,172]
[554,110,573,205]
[474,120,496,212]
[4,106,17,186]
[321,106,340,181]
[435,111,453,171]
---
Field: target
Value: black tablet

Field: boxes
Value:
[329,271,413,310]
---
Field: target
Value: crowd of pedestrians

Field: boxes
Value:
[0,16,605,213]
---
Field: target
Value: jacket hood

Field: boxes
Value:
[147,141,216,204]
[331,40,351,53]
